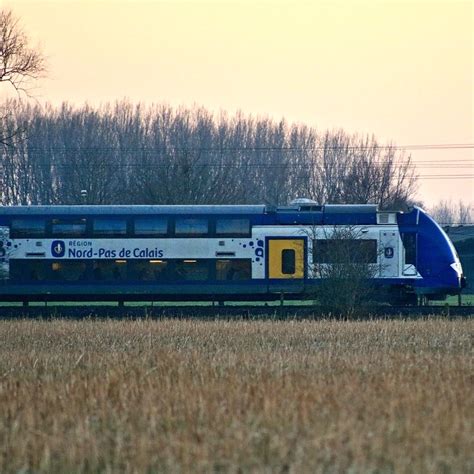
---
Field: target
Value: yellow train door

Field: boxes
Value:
[267,239,305,279]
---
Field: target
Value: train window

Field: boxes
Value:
[91,260,127,281]
[129,260,168,281]
[216,259,251,280]
[10,218,46,238]
[52,261,87,282]
[402,233,417,265]
[10,259,50,281]
[175,218,208,236]
[92,218,127,236]
[134,217,168,236]
[51,218,87,237]
[282,249,296,274]
[148,260,169,281]
[174,260,209,280]
[215,219,250,236]
[313,239,378,264]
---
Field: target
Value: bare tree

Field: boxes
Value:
[0,8,46,149]
[307,226,380,317]
[304,132,417,209]
[0,9,45,95]
[458,201,472,224]
[430,199,472,225]
[1,100,419,207]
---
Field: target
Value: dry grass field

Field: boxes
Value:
[0,318,472,473]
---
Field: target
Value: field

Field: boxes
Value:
[0,318,472,473]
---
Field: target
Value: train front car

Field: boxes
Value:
[398,206,465,300]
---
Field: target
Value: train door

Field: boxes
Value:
[379,230,399,277]
[267,239,305,279]
[0,226,9,281]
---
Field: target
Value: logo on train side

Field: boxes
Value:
[51,240,66,258]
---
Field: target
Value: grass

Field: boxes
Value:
[440,294,474,306]
[0,318,472,473]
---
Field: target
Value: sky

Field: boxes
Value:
[2,0,473,208]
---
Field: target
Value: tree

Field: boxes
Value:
[303,132,417,209]
[0,9,45,95]
[308,226,380,317]
[0,8,46,147]
[1,101,419,206]
[430,199,472,225]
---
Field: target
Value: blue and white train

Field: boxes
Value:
[0,201,466,303]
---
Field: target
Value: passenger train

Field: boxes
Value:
[0,201,466,304]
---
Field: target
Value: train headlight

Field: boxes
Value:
[450,262,463,276]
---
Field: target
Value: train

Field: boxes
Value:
[0,201,466,304]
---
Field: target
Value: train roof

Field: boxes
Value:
[0,203,410,226]
[0,205,267,215]
[0,203,380,214]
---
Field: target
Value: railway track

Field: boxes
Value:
[0,304,472,319]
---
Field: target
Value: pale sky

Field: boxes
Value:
[2,0,473,207]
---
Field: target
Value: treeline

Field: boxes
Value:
[429,199,472,225]
[0,100,417,207]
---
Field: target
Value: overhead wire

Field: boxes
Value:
[2,143,473,180]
